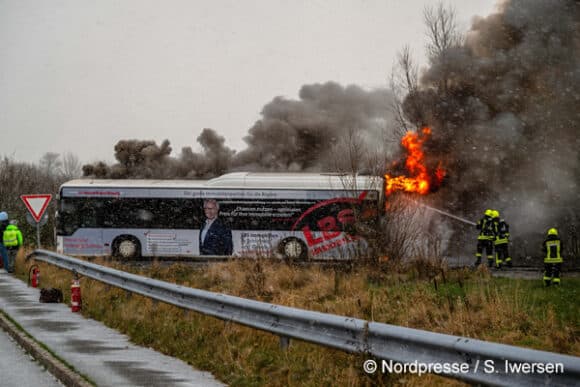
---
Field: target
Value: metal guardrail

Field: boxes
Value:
[28,249,580,386]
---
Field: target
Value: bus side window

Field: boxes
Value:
[101,199,115,227]
[130,198,153,228]
[190,199,203,229]
[79,199,99,228]
[137,209,154,224]
[154,199,184,229]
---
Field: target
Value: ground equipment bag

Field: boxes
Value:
[39,288,63,303]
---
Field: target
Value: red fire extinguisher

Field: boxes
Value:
[28,265,40,288]
[71,271,82,312]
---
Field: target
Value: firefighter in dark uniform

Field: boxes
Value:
[475,209,495,267]
[492,210,512,269]
[543,228,563,286]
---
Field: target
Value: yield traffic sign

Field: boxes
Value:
[20,194,52,222]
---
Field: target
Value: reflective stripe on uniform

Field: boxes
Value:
[544,240,562,263]
[3,230,18,247]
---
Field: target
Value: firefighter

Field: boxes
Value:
[475,209,495,267]
[543,228,563,286]
[3,220,23,273]
[492,210,511,269]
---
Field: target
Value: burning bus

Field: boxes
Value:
[55,173,385,260]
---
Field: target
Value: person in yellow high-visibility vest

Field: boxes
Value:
[543,228,563,286]
[3,221,23,273]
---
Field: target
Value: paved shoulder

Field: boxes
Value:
[0,272,225,387]
[0,325,63,387]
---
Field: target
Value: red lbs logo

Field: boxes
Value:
[291,192,368,254]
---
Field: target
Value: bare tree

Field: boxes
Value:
[423,2,463,63]
[389,45,419,136]
[423,2,464,95]
[376,195,423,263]
[61,152,82,180]
[328,127,364,175]
[325,124,392,178]
[39,152,62,177]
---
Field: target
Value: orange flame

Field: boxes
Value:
[384,127,445,195]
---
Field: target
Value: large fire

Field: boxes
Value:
[385,127,445,195]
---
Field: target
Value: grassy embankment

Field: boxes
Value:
[14,250,579,386]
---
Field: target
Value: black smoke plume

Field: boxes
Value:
[82,82,394,178]
[406,0,580,258]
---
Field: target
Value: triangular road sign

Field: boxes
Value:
[20,194,52,222]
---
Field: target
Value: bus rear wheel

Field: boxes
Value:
[113,237,141,259]
[280,238,308,262]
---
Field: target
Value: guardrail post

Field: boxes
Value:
[279,336,290,350]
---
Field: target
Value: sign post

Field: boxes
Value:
[20,194,52,248]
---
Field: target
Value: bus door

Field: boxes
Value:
[61,198,105,256]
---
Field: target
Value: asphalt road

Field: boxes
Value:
[0,325,63,387]
[0,270,224,387]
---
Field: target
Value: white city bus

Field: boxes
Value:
[55,172,385,260]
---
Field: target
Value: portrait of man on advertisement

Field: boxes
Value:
[199,199,233,255]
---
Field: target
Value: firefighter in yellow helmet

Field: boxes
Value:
[475,209,495,267]
[543,228,563,286]
[492,210,511,269]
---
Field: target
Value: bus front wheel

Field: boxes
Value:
[279,238,308,262]
[113,236,141,259]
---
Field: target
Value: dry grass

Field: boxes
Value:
[13,250,580,386]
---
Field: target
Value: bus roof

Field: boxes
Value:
[205,172,383,190]
[60,179,207,189]
[60,173,384,191]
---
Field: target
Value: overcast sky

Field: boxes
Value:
[0,0,498,164]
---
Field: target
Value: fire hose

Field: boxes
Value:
[411,200,476,226]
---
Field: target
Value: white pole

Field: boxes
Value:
[36,222,41,248]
